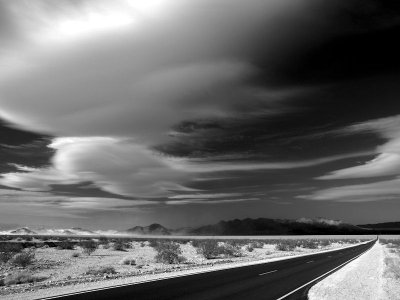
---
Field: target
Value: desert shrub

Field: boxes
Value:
[79,240,98,255]
[98,236,109,245]
[275,240,297,251]
[191,239,203,248]
[71,252,80,258]
[246,245,254,252]
[120,256,136,265]
[4,271,46,285]
[227,240,248,248]
[175,239,190,245]
[195,240,220,259]
[320,239,331,247]
[301,240,319,249]
[195,240,241,259]
[10,250,35,267]
[221,244,243,257]
[149,239,159,248]
[57,241,75,250]
[154,241,186,264]
[140,242,146,247]
[85,266,116,276]
[249,241,264,249]
[0,243,23,263]
[112,240,126,251]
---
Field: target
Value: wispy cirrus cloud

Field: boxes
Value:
[0,137,195,197]
[173,151,375,173]
[300,177,400,202]
[0,137,374,199]
[166,198,259,205]
[318,115,400,179]
[0,188,154,222]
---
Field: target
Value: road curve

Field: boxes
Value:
[42,240,375,300]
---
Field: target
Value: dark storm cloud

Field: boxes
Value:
[0,121,52,174]
[1,0,400,227]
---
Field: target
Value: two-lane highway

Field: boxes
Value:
[43,240,376,300]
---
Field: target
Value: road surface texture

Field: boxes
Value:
[43,240,375,300]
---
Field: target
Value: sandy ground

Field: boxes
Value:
[381,241,400,299]
[0,238,362,299]
[309,239,400,300]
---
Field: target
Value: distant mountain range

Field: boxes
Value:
[2,218,399,236]
[128,218,400,236]
[0,227,119,236]
[126,223,171,235]
[187,218,366,236]
[357,222,400,231]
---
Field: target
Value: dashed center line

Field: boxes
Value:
[259,270,278,276]
[306,260,314,264]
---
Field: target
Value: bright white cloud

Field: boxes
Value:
[0,137,194,197]
[300,177,400,202]
[170,151,374,172]
[166,198,259,205]
[0,0,296,143]
[0,0,333,200]
[0,136,375,198]
[319,115,400,179]
[0,188,153,221]
[168,193,242,199]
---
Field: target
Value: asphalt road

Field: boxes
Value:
[44,240,375,300]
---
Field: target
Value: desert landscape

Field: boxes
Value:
[0,234,372,299]
[1,0,400,299]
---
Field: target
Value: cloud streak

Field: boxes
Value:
[300,177,400,202]
[319,115,400,179]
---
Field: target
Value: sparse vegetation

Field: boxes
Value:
[79,240,98,255]
[120,256,136,265]
[10,250,35,267]
[246,245,254,252]
[112,240,126,251]
[301,240,319,249]
[0,243,23,263]
[98,236,109,245]
[194,240,242,259]
[249,241,264,249]
[85,266,116,276]
[3,271,46,286]
[57,241,75,250]
[0,235,369,295]
[275,240,297,251]
[154,241,186,264]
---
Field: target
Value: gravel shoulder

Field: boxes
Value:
[309,240,400,300]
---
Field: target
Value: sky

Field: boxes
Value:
[1,0,400,230]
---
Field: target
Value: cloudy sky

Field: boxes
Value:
[1,0,400,230]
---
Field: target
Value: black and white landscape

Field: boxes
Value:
[0,0,400,299]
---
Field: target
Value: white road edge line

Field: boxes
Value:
[39,240,374,300]
[275,243,374,300]
[306,261,313,264]
[259,270,278,276]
